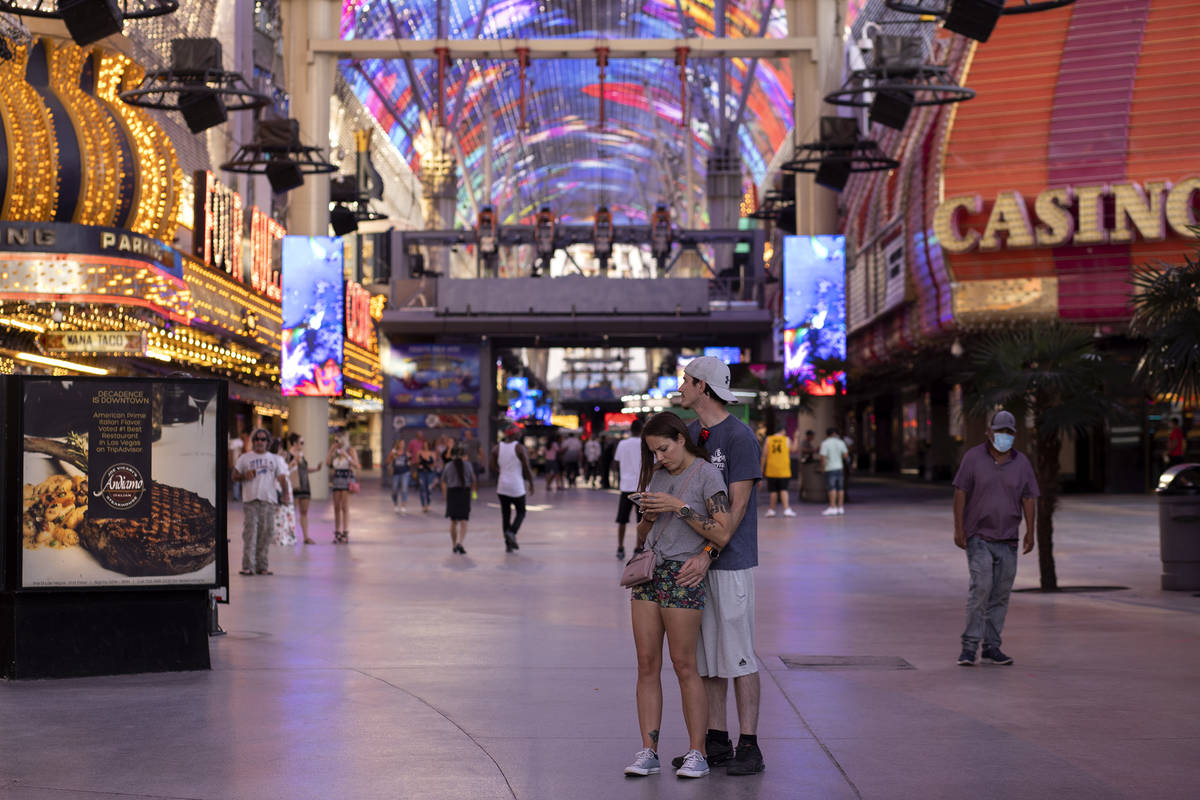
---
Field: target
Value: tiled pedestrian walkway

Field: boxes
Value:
[2,476,1197,799]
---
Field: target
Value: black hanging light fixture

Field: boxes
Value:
[825,33,975,132]
[0,0,178,47]
[119,38,271,133]
[328,130,388,234]
[884,0,1076,44]
[782,116,900,192]
[222,118,337,194]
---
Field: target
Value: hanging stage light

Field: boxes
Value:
[825,34,975,133]
[0,0,177,48]
[121,38,269,134]
[782,117,899,193]
[221,118,336,194]
[884,0,1075,45]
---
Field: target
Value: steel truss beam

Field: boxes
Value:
[312,37,818,61]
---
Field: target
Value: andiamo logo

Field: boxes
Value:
[93,464,146,510]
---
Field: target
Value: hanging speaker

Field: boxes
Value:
[330,205,358,237]
[59,0,123,47]
[178,91,228,134]
[869,89,915,131]
[943,0,1005,44]
[266,160,304,193]
[815,158,852,192]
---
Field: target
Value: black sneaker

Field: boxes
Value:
[957,649,977,666]
[726,741,765,775]
[981,648,1014,665]
[672,736,733,769]
[616,547,626,560]
[504,529,519,550]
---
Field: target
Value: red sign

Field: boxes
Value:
[250,207,284,301]
[346,281,372,348]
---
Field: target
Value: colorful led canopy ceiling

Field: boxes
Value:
[340,0,794,227]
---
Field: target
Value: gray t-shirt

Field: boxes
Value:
[441,461,475,489]
[687,415,761,570]
[645,458,727,563]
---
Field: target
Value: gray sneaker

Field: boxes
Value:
[675,749,710,778]
[624,747,660,776]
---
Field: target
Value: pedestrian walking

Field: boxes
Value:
[285,433,321,544]
[953,410,1038,667]
[386,439,411,513]
[491,426,535,553]
[441,445,477,554]
[584,435,602,486]
[544,434,563,491]
[416,438,437,513]
[673,355,766,776]
[326,433,360,543]
[761,423,796,517]
[819,428,849,516]
[613,417,645,560]
[623,412,733,780]
[232,428,290,575]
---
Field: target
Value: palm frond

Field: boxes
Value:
[1129,227,1200,401]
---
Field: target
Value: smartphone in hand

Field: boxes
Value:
[628,493,643,506]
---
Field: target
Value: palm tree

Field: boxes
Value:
[963,321,1126,591]
[1129,229,1200,404]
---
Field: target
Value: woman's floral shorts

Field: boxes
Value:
[631,559,705,610]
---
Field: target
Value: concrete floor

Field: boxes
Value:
[2,475,1198,799]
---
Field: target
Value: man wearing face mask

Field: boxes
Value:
[952,410,1038,667]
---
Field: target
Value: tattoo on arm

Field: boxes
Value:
[706,492,730,516]
[702,516,715,530]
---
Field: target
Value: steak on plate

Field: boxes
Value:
[79,483,216,576]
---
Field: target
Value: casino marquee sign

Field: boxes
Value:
[934,177,1200,254]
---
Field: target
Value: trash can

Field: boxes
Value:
[1157,463,1200,591]
[800,461,826,503]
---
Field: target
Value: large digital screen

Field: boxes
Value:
[704,346,742,364]
[384,343,481,408]
[783,235,846,394]
[281,236,344,397]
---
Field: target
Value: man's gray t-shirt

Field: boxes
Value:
[687,415,761,570]
[645,458,727,563]
[953,443,1040,541]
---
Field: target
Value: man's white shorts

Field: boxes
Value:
[696,568,757,678]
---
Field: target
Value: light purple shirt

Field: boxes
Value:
[953,443,1040,542]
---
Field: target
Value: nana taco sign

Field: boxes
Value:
[935,177,1200,254]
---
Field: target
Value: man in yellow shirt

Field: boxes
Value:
[760,424,796,518]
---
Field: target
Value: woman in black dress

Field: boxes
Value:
[440,445,477,554]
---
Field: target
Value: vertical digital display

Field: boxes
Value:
[282,236,344,397]
[783,235,846,394]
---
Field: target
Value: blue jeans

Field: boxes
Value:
[962,536,1018,652]
[418,471,436,508]
[391,471,410,505]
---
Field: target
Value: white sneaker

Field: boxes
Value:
[400,506,407,514]
[624,747,660,776]
[393,504,399,512]
[783,508,797,517]
[821,507,838,516]
[765,509,777,518]
[837,507,845,515]
[675,749,710,778]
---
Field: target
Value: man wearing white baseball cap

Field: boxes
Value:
[952,409,1039,667]
[670,355,765,775]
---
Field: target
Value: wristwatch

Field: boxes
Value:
[703,544,720,561]
[677,505,694,519]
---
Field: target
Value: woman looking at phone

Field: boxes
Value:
[623,412,733,780]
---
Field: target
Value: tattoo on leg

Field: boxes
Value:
[649,729,659,745]
[707,492,730,515]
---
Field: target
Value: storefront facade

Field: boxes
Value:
[841,1,1200,491]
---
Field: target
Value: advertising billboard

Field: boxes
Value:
[281,236,344,397]
[384,343,481,408]
[783,235,847,394]
[18,377,222,589]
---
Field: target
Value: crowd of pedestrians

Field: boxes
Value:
[226,354,1045,784]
